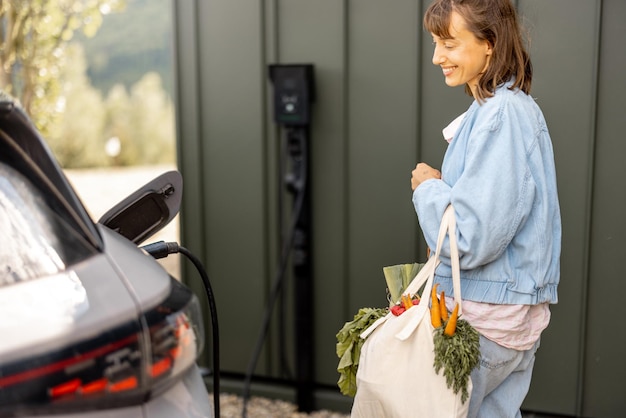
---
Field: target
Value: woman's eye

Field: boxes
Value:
[432,40,455,50]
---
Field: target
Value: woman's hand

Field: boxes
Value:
[411,162,441,190]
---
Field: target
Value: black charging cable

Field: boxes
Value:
[241,127,308,418]
[141,241,220,418]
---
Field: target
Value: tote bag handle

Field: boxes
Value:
[402,206,462,314]
[393,206,462,341]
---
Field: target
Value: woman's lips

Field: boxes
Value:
[442,66,457,77]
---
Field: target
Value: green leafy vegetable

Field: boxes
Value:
[433,317,480,403]
[336,307,387,397]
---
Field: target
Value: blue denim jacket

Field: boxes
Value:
[413,83,561,305]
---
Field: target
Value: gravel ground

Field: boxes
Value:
[212,393,350,418]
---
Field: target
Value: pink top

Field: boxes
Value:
[445,297,550,350]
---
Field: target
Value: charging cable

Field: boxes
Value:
[141,241,220,418]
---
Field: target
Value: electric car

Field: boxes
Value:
[0,91,213,417]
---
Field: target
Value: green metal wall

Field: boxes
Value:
[172,1,626,416]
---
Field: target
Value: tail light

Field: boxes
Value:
[0,278,204,416]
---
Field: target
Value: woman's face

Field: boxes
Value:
[431,10,492,98]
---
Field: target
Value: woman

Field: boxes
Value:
[411,0,561,416]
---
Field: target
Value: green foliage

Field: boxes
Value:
[101,72,175,167]
[336,307,388,397]
[433,318,481,404]
[0,0,125,138]
[1,0,177,169]
[47,53,175,168]
[47,44,108,168]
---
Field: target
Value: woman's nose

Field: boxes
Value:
[432,44,443,65]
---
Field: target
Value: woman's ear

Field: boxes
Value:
[486,41,493,56]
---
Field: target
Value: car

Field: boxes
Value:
[0,91,214,418]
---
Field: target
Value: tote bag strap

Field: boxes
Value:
[447,206,463,315]
[434,205,462,315]
[400,256,438,302]
[395,206,462,341]
[404,206,461,311]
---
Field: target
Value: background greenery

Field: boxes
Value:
[60,0,176,168]
[79,0,174,98]
[0,0,176,169]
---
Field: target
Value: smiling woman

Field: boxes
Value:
[411,1,561,417]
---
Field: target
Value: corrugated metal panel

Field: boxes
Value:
[345,0,422,342]
[520,1,602,415]
[582,0,626,416]
[173,0,626,415]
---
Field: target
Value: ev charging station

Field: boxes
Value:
[269,64,316,412]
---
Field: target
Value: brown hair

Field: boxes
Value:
[423,0,532,101]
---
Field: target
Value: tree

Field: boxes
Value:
[102,73,175,167]
[127,72,176,165]
[48,43,107,168]
[0,0,124,137]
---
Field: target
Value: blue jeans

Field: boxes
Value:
[468,335,540,418]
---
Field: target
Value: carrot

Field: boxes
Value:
[430,284,442,328]
[444,303,459,337]
[402,295,413,311]
[439,290,448,321]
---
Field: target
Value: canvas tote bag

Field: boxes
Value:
[351,206,471,418]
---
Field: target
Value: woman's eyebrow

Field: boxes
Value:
[433,36,456,42]
[432,33,456,41]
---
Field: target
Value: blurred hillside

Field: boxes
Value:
[78,0,174,98]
